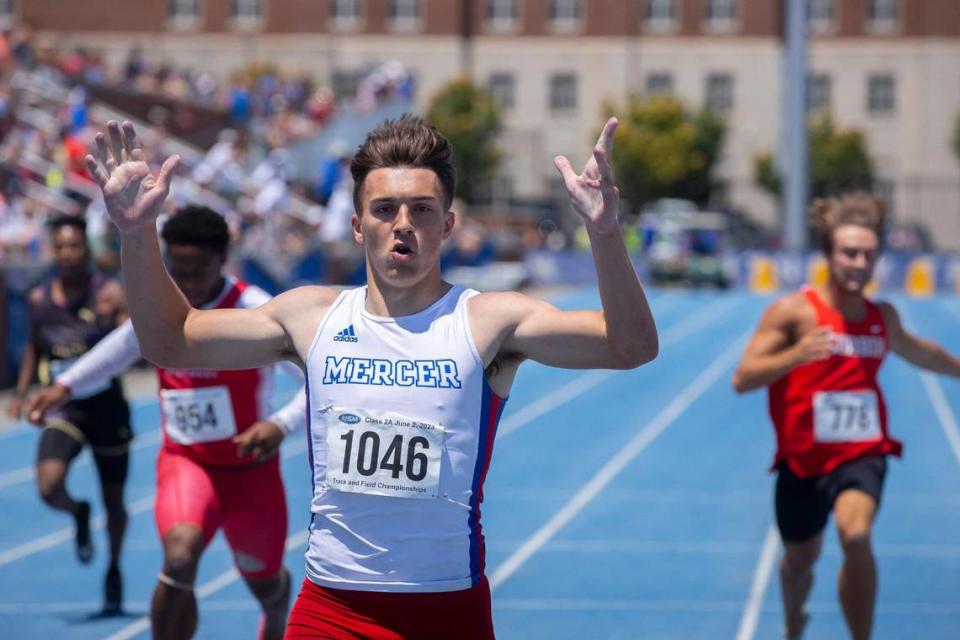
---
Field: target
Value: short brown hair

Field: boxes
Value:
[350,114,456,213]
[810,191,886,255]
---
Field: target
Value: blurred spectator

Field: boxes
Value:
[313,139,350,206]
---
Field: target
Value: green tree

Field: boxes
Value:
[425,78,501,204]
[754,116,874,199]
[603,95,726,212]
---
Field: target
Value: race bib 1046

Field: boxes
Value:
[320,407,445,500]
[161,386,237,444]
[813,390,882,443]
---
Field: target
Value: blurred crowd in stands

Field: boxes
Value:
[0,21,446,296]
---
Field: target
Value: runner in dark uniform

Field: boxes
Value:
[7,215,131,615]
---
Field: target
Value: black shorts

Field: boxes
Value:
[45,383,132,452]
[38,386,132,486]
[775,455,887,543]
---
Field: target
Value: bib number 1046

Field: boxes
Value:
[322,408,444,499]
[339,431,429,482]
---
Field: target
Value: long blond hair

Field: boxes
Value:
[809,191,885,254]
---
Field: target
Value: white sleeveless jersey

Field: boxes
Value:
[303,285,507,592]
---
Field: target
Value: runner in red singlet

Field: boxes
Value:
[733,193,960,640]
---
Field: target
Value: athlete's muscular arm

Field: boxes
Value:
[879,303,960,377]
[732,294,831,394]
[470,118,657,378]
[87,120,325,370]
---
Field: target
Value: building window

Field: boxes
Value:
[487,0,519,32]
[489,73,515,110]
[170,0,199,19]
[866,0,898,32]
[230,0,262,29]
[705,73,733,114]
[806,73,832,112]
[645,72,673,95]
[808,0,834,33]
[169,0,201,28]
[549,73,577,114]
[646,0,677,31]
[331,0,363,30]
[389,0,421,32]
[231,0,260,19]
[549,0,581,31]
[704,0,737,30]
[867,73,895,115]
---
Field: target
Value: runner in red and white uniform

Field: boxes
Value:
[28,206,306,640]
[733,193,960,640]
[82,116,658,638]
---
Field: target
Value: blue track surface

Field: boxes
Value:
[1,289,959,639]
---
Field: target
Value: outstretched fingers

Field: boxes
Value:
[106,120,125,166]
[121,121,145,162]
[596,116,618,158]
[155,154,181,194]
[553,155,578,189]
[85,154,109,187]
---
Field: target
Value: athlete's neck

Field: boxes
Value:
[820,282,868,321]
[363,272,452,318]
[57,271,92,303]
[199,277,228,308]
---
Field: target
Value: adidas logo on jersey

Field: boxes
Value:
[333,324,359,343]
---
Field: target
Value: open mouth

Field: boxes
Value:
[392,242,414,257]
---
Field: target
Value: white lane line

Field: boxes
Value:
[486,538,960,559]
[900,306,960,467]
[10,597,960,617]
[734,523,780,640]
[918,373,960,467]
[497,296,742,439]
[0,438,309,567]
[488,333,748,591]
[104,528,310,640]
[0,386,299,491]
[0,494,156,568]
[0,428,163,492]
[494,598,960,615]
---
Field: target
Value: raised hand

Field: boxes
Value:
[26,383,71,426]
[553,117,620,234]
[85,121,180,234]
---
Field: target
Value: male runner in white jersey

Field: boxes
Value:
[84,115,658,638]
[27,206,307,640]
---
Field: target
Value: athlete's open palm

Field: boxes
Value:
[553,117,620,233]
[85,120,180,233]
